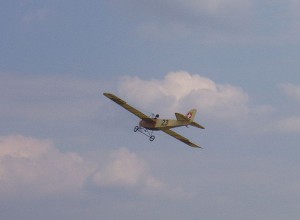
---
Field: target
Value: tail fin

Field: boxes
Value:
[186,109,197,121]
[175,109,197,121]
[186,109,205,129]
[175,109,205,129]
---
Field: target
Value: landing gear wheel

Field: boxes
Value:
[134,126,139,132]
[149,135,155,142]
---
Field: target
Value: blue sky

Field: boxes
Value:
[1,1,300,219]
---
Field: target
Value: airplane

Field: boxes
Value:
[103,93,205,148]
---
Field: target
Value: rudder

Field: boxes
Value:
[186,109,197,121]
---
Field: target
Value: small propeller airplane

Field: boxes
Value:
[103,93,205,148]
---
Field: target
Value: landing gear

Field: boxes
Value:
[133,126,156,142]
[149,135,155,141]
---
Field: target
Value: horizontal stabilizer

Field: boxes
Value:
[191,122,205,129]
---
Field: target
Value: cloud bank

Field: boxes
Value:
[0,134,182,198]
[93,148,162,189]
[0,135,93,196]
[119,71,254,121]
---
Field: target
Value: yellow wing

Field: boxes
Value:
[161,129,202,148]
[103,93,154,122]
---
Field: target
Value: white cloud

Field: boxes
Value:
[0,135,181,198]
[118,71,251,121]
[280,83,300,102]
[92,148,164,191]
[262,83,300,134]
[0,135,95,196]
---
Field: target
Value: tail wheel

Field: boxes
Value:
[134,126,139,132]
[149,135,155,142]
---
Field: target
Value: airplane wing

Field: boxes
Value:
[161,129,202,148]
[103,93,155,122]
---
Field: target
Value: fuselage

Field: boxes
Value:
[139,119,188,130]
[139,119,158,130]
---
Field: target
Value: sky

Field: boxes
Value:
[1,0,300,219]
